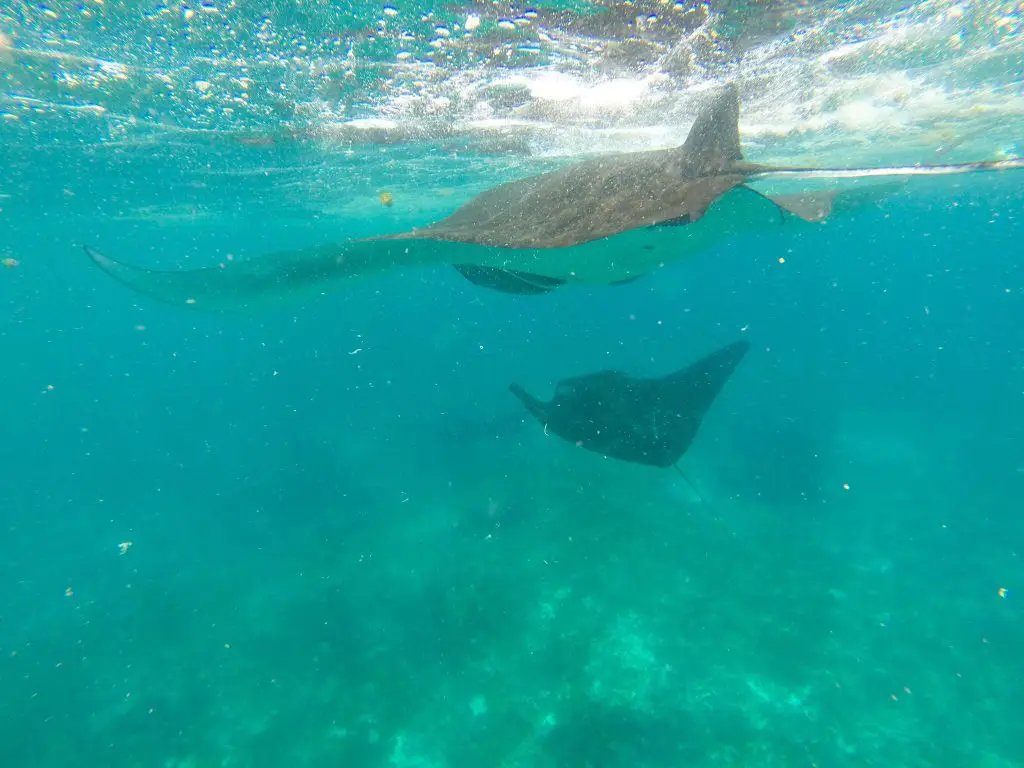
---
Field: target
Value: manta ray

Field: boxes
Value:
[509,339,751,469]
[84,84,1023,309]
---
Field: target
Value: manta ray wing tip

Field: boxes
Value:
[83,245,111,267]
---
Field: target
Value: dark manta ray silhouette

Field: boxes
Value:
[84,84,1023,309]
[509,339,751,469]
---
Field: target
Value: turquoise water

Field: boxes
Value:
[3,2,1024,767]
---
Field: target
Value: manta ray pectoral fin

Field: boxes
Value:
[84,235,452,310]
[654,213,693,228]
[676,83,743,176]
[508,383,549,424]
[85,245,227,308]
[453,264,565,295]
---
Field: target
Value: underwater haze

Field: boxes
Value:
[2,1,1024,766]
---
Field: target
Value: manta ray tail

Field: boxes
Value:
[737,157,1024,224]
[673,463,707,504]
[682,83,1024,218]
[748,157,1024,183]
[673,82,1024,185]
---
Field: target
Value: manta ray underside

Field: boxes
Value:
[509,339,751,469]
[83,84,1024,310]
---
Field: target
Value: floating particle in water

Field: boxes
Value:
[469,695,487,716]
[235,135,276,147]
[998,587,1007,598]
[1,257,18,268]
[379,191,394,206]
[465,14,480,30]
[118,541,133,555]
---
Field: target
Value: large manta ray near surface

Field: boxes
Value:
[84,83,1023,309]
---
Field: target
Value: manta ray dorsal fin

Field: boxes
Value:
[676,83,743,178]
[765,190,839,222]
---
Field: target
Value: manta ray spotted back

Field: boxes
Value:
[84,84,1024,309]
